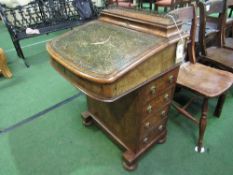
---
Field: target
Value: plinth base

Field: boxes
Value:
[81,111,167,171]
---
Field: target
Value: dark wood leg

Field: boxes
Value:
[214,94,226,118]
[149,0,152,11]
[229,8,233,18]
[122,151,138,171]
[138,0,142,8]
[164,7,167,12]
[154,5,158,11]
[81,111,94,127]
[196,98,208,153]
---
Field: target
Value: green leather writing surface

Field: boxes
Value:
[50,21,166,76]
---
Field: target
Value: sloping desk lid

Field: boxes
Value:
[47,8,182,84]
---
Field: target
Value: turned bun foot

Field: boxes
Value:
[158,135,167,144]
[123,161,138,171]
[158,137,166,144]
[123,150,138,171]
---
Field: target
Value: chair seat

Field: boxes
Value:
[225,38,233,49]
[110,0,136,7]
[155,0,190,6]
[206,47,233,69]
[155,0,172,6]
[177,62,233,97]
[118,2,136,7]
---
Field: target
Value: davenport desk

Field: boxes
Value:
[47,8,184,170]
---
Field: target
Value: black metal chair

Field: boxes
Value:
[0,0,97,67]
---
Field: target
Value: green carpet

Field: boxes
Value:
[0,92,232,175]
[0,23,77,129]
[0,8,233,175]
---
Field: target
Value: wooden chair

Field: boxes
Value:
[0,48,12,78]
[155,0,192,13]
[198,0,233,73]
[224,0,233,49]
[170,4,233,152]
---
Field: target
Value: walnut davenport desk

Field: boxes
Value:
[47,8,184,170]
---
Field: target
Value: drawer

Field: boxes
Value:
[141,105,169,135]
[141,88,174,118]
[139,68,179,105]
[139,118,168,149]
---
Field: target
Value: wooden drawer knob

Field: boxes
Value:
[161,110,166,118]
[147,105,152,113]
[144,122,150,129]
[158,125,164,131]
[143,137,149,143]
[164,93,169,101]
[150,85,156,95]
[169,75,174,84]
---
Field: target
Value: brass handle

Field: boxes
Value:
[158,125,164,131]
[161,110,166,118]
[143,137,149,143]
[145,122,150,129]
[147,105,152,113]
[164,93,169,101]
[150,85,156,95]
[169,75,174,84]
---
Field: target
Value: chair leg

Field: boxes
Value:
[214,94,226,118]
[12,40,29,67]
[12,40,24,58]
[196,98,208,153]
[149,0,152,11]
[138,0,142,8]
[229,8,233,18]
